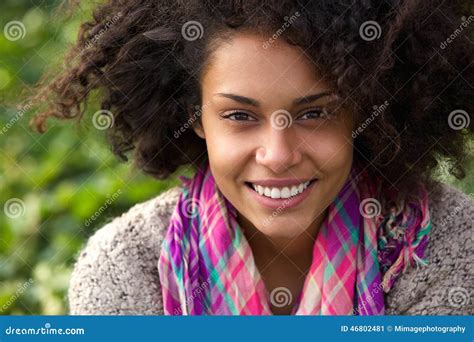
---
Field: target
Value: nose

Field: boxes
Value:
[255,127,302,174]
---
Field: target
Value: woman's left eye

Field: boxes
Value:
[220,112,257,121]
[298,108,328,120]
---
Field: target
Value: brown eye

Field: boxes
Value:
[221,111,257,121]
[298,108,329,120]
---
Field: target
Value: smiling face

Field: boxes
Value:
[193,32,355,240]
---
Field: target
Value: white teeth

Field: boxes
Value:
[264,187,271,197]
[280,187,290,198]
[270,188,280,199]
[290,186,298,196]
[249,180,313,199]
[298,183,304,193]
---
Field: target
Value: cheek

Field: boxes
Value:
[205,132,247,170]
[201,125,250,192]
[305,128,353,170]
[202,118,252,168]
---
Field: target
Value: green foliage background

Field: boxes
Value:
[0,0,472,315]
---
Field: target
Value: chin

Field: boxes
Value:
[257,218,309,238]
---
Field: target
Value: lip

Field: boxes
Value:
[245,179,317,210]
[246,178,316,187]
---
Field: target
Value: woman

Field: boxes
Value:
[33,0,473,315]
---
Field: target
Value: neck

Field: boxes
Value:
[238,210,327,271]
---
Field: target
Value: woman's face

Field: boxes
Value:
[194,32,354,240]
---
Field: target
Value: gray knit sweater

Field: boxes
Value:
[68,183,473,315]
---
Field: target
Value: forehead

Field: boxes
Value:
[202,33,329,99]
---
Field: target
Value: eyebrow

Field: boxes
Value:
[214,92,332,107]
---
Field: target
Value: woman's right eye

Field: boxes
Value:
[220,112,257,121]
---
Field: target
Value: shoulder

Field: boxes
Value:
[68,186,182,314]
[385,183,473,315]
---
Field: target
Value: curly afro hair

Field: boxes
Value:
[32,0,473,199]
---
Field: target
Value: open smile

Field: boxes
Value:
[244,179,318,210]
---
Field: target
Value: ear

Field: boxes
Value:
[193,123,205,139]
[188,107,205,139]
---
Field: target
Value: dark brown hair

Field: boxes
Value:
[31,0,474,198]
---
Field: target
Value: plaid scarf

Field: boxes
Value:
[158,160,432,315]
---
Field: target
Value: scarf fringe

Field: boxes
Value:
[379,184,432,293]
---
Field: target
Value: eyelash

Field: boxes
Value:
[219,108,329,122]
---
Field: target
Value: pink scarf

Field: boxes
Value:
[158,160,432,315]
